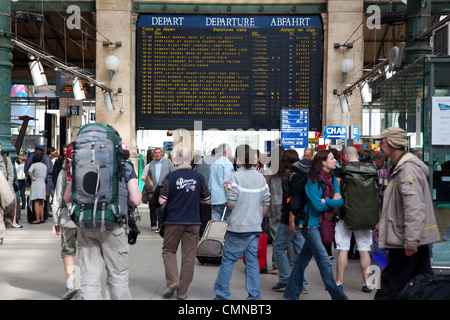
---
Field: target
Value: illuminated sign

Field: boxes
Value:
[136,15,322,130]
[56,69,95,99]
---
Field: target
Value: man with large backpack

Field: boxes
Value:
[335,146,380,293]
[64,123,141,300]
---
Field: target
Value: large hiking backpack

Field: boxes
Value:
[70,123,128,231]
[339,162,380,230]
[288,160,312,222]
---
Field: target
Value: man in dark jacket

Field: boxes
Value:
[159,145,211,300]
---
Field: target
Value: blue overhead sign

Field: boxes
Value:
[352,126,360,140]
[281,110,309,149]
[163,141,173,151]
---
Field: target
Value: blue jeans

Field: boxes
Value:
[214,233,261,300]
[211,203,231,221]
[274,223,308,290]
[18,180,26,208]
[283,227,348,300]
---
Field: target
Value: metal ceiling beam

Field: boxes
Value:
[416,11,450,39]
[11,38,115,94]
[11,1,95,14]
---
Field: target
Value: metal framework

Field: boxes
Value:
[11,38,116,95]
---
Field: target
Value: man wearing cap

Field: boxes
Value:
[372,127,440,300]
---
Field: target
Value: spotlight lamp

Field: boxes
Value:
[29,59,48,87]
[358,81,372,103]
[339,95,350,113]
[72,77,86,101]
[104,92,115,111]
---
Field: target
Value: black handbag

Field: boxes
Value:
[149,186,162,210]
[141,184,151,204]
[159,202,168,238]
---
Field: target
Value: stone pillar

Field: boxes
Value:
[0,0,16,160]
[95,0,137,161]
[323,0,364,129]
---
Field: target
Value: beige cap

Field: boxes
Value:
[372,127,408,149]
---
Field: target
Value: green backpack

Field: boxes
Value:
[70,123,128,232]
[338,162,380,230]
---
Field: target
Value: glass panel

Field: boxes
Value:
[423,58,450,271]
[378,57,450,270]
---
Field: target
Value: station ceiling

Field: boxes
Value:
[8,1,450,85]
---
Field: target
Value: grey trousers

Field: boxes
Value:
[77,225,131,300]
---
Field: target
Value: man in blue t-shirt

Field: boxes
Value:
[208,143,234,221]
[159,145,211,300]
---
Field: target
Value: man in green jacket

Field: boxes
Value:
[373,127,441,300]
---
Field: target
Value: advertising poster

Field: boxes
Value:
[432,96,450,145]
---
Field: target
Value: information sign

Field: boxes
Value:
[281,109,309,149]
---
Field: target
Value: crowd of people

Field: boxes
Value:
[0,126,441,301]
[0,143,59,238]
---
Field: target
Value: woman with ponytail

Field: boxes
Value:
[283,150,348,300]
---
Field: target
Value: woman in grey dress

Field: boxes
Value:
[28,153,47,224]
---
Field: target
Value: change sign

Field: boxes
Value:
[324,126,360,139]
[324,126,347,139]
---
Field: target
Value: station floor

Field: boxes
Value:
[0,203,384,302]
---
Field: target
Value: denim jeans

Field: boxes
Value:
[274,223,308,290]
[214,233,261,300]
[211,203,231,221]
[283,226,348,300]
[18,180,27,208]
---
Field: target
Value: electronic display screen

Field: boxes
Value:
[56,69,96,99]
[136,15,322,131]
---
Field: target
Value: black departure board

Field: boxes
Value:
[55,69,95,99]
[136,15,322,131]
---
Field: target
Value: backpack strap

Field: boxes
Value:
[101,203,106,234]
[90,141,96,164]
[91,165,102,229]
[79,204,85,236]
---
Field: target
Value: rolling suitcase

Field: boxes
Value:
[243,233,268,272]
[196,207,228,265]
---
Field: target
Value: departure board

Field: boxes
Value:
[136,15,322,131]
[56,69,95,99]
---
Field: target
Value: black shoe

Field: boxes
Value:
[128,230,138,245]
[362,285,372,293]
[271,282,286,292]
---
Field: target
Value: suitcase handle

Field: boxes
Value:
[221,206,227,221]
